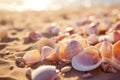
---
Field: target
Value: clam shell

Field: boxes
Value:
[32,65,59,80]
[112,41,120,64]
[23,50,41,66]
[41,46,57,61]
[72,46,102,71]
[56,39,83,63]
[61,66,72,73]
[87,34,98,45]
[99,40,112,60]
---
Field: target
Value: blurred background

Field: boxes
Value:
[0,0,120,11]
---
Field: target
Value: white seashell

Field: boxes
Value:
[61,66,72,73]
[31,65,59,80]
[26,67,32,80]
[41,46,56,61]
[72,46,102,71]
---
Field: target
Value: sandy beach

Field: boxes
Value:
[0,6,120,80]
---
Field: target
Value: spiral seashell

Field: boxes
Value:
[56,39,84,63]
[41,46,57,61]
[23,50,41,66]
[31,65,59,80]
[72,46,102,71]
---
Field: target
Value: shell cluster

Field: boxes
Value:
[19,9,120,80]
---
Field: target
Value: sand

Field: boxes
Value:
[0,6,120,80]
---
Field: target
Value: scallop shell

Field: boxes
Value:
[23,50,41,66]
[72,46,102,71]
[31,65,59,80]
[56,39,84,63]
[41,46,57,61]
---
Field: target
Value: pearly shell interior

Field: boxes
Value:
[72,46,102,71]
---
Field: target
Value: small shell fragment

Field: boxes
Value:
[61,66,72,73]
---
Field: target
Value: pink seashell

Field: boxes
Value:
[56,40,84,63]
[23,50,41,66]
[87,34,98,45]
[99,40,112,60]
[72,46,102,71]
[31,65,59,80]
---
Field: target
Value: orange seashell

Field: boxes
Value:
[72,46,102,71]
[41,46,58,61]
[99,40,112,60]
[56,39,84,63]
[112,41,120,64]
[23,50,41,66]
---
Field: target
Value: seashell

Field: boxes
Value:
[29,65,59,80]
[65,27,74,34]
[99,40,113,72]
[114,21,120,30]
[106,41,120,71]
[61,66,72,73]
[69,34,88,48]
[23,50,41,66]
[87,22,99,35]
[112,31,120,42]
[72,46,102,71]
[54,33,69,43]
[41,46,57,61]
[99,40,112,60]
[56,39,84,63]
[87,34,98,45]
[36,38,54,52]
[51,26,60,36]
[26,67,32,80]
[0,28,8,41]
[29,31,41,41]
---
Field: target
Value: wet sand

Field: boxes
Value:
[0,6,120,80]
